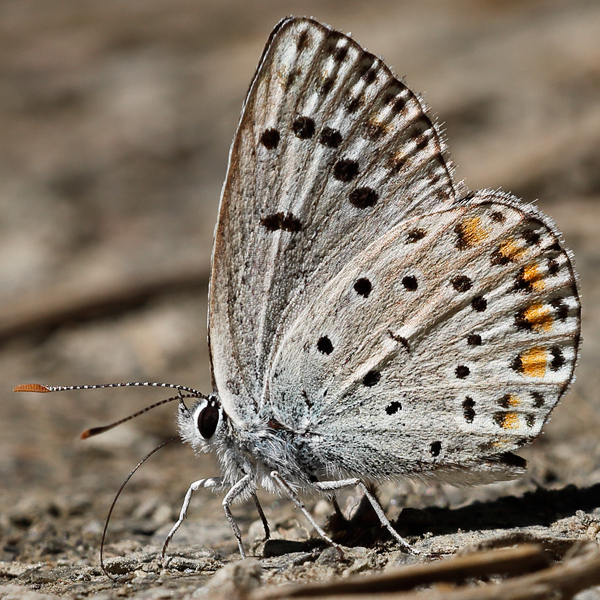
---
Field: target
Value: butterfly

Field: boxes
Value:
[16,17,581,560]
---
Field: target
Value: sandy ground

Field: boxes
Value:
[1,0,600,597]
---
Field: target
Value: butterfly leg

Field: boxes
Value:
[222,473,254,558]
[162,476,223,558]
[314,479,417,553]
[270,471,343,553]
[252,492,270,541]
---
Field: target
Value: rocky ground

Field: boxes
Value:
[1,1,600,598]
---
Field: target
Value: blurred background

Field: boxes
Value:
[1,0,599,569]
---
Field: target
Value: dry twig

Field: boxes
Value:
[254,545,600,600]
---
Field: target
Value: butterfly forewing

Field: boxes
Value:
[266,191,580,482]
[209,18,458,421]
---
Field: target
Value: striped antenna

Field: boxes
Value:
[14,381,206,397]
[80,393,198,439]
[14,381,208,439]
[14,380,206,575]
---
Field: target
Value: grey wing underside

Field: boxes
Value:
[209,17,458,423]
[266,192,580,484]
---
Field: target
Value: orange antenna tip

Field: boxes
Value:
[80,425,113,440]
[14,383,51,393]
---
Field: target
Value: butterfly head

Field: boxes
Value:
[178,393,227,454]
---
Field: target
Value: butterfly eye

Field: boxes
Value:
[197,403,219,439]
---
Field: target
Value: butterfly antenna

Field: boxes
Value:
[80,393,197,439]
[14,381,207,397]
[13,382,204,437]
[100,436,178,580]
[13,382,201,577]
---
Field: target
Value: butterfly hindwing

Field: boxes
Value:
[266,191,580,483]
[209,17,458,421]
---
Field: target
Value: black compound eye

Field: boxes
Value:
[197,403,219,439]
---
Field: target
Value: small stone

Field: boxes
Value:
[316,546,344,566]
[196,559,261,599]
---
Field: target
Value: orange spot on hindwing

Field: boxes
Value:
[513,347,547,377]
[499,413,520,429]
[516,303,553,332]
[455,217,489,249]
[523,264,545,291]
[514,262,546,293]
[491,238,527,265]
[499,394,521,408]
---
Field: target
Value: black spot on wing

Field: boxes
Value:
[462,397,475,423]
[402,275,418,291]
[456,365,470,379]
[392,97,407,113]
[363,370,381,387]
[260,128,280,150]
[550,297,569,320]
[323,32,344,55]
[334,46,348,61]
[471,296,487,312]
[293,116,315,139]
[451,276,472,292]
[317,336,334,355]
[549,242,561,253]
[349,187,378,208]
[285,68,300,90]
[550,346,565,371]
[467,334,482,346]
[547,258,559,276]
[386,401,402,415]
[454,222,472,251]
[514,308,533,331]
[325,32,348,62]
[406,229,426,243]
[319,127,342,148]
[522,227,541,245]
[354,278,372,298]
[532,392,544,408]
[511,355,524,373]
[260,212,302,232]
[333,159,359,182]
[490,247,512,266]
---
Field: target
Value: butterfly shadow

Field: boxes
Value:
[325,483,600,555]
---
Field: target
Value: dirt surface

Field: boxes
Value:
[1,1,600,598]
